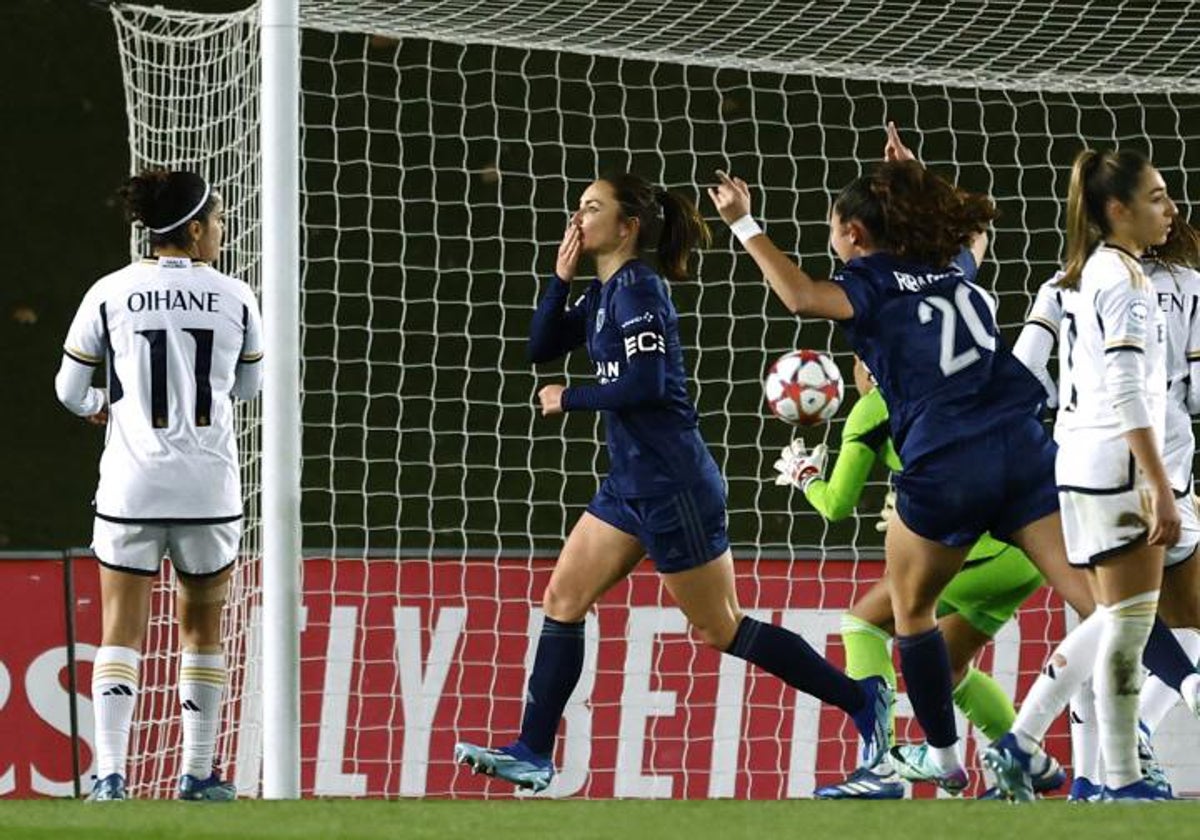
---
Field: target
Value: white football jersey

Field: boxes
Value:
[1145,259,1200,493]
[1026,273,1065,341]
[63,257,263,521]
[1055,245,1167,490]
[1017,273,1066,408]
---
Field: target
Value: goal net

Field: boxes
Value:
[110,0,1200,798]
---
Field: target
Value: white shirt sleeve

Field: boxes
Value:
[1185,270,1200,415]
[232,289,264,401]
[1013,325,1057,409]
[55,358,106,416]
[56,286,108,417]
[1096,278,1153,433]
[1013,278,1062,409]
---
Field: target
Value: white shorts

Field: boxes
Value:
[1167,493,1200,567]
[1060,487,1199,568]
[1059,485,1152,568]
[92,518,241,577]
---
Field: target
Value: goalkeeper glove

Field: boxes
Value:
[773,439,827,491]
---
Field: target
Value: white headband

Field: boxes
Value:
[146,182,211,234]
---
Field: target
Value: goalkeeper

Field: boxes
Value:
[776,356,1062,799]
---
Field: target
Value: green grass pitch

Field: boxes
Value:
[1,800,1197,840]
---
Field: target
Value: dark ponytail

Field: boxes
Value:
[603,173,711,283]
[118,168,215,251]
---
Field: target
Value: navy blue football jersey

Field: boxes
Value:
[529,259,718,496]
[834,249,1043,466]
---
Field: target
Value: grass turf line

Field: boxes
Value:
[1,799,1197,840]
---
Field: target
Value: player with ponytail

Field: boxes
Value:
[995,153,1200,801]
[711,124,1078,794]
[454,173,891,793]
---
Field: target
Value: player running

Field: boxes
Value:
[453,173,891,794]
[984,149,1200,802]
[774,355,1067,798]
[55,170,263,801]
[711,123,1082,794]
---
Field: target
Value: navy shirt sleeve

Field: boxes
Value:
[951,247,978,282]
[528,275,588,363]
[561,277,668,412]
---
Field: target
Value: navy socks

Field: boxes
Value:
[518,616,586,756]
[897,627,957,748]
[726,616,864,714]
[1143,615,1198,691]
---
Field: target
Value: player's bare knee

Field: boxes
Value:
[541,582,590,623]
[692,615,740,651]
[179,576,230,607]
[177,576,229,642]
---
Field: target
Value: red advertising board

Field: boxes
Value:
[0,553,1130,799]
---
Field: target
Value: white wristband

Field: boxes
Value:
[729,214,763,245]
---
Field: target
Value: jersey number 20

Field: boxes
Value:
[136,328,215,428]
[917,285,996,376]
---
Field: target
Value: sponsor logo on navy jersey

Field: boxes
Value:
[621,311,656,330]
[596,308,606,333]
[624,330,666,359]
[596,360,621,383]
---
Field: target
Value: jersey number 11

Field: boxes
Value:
[134,328,215,428]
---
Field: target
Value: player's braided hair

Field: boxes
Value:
[833,160,995,269]
[603,172,712,283]
[1060,149,1151,290]
[119,168,216,252]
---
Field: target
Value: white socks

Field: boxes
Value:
[1069,678,1100,782]
[179,651,227,778]
[927,743,961,774]
[92,646,140,779]
[1095,592,1157,790]
[1014,608,1107,745]
[1139,627,1200,734]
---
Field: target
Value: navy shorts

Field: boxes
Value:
[894,416,1060,547]
[586,471,730,574]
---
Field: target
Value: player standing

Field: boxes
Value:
[1008,216,1200,798]
[1134,219,1200,787]
[453,173,891,793]
[55,170,263,801]
[710,124,1072,793]
[985,149,1198,801]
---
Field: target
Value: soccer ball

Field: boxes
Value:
[763,349,844,426]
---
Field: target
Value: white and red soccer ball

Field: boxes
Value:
[763,349,844,426]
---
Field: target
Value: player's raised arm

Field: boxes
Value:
[708,171,854,320]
